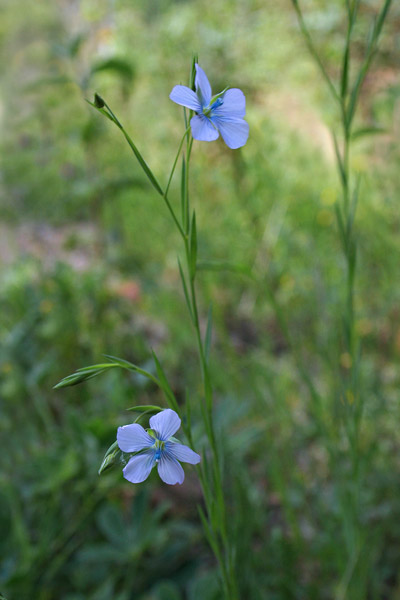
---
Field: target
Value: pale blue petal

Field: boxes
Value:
[190,115,219,142]
[157,453,184,485]
[149,409,181,441]
[166,442,201,464]
[123,451,155,483]
[212,88,246,118]
[170,85,201,112]
[212,116,249,149]
[117,423,154,453]
[195,64,212,106]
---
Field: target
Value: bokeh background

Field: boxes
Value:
[1,0,400,598]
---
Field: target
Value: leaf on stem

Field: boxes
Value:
[332,133,347,190]
[347,176,361,240]
[55,355,161,389]
[98,440,121,475]
[351,125,387,140]
[180,155,186,225]
[345,0,392,130]
[334,202,347,253]
[89,95,164,196]
[178,257,195,323]
[205,304,213,363]
[189,211,197,279]
[126,404,162,413]
[54,363,118,388]
[190,54,198,91]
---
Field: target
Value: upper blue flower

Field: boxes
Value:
[117,409,201,485]
[170,64,249,150]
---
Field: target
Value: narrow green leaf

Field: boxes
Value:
[290,0,340,104]
[102,354,137,368]
[98,441,121,475]
[334,202,347,252]
[375,0,393,39]
[332,133,347,190]
[180,155,186,226]
[89,97,164,196]
[340,40,350,99]
[189,211,197,279]
[118,127,164,196]
[103,440,118,459]
[178,257,195,323]
[126,404,162,413]
[351,125,386,140]
[54,364,117,388]
[347,175,361,240]
[190,54,198,91]
[345,0,392,131]
[205,304,213,363]
[55,355,162,390]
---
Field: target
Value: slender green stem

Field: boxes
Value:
[177,128,238,598]
[97,100,186,240]
[292,1,393,596]
[290,0,341,104]
[91,84,240,599]
[165,126,191,200]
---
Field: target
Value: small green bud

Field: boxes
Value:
[94,93,105,108]
[190,54,198,91]
[98,440,121,475]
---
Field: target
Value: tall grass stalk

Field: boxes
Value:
[291,1,393,597]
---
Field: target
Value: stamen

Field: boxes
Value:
[211,97,223,110]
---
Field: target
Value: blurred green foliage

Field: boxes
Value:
[1,0,400,598]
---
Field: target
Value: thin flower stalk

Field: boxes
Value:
[86,59,247,599]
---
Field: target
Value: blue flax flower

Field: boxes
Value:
[170,64,249,149]
[117,409,201,485]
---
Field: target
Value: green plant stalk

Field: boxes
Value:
[90,95,238,597]
[89,98,186,240]
[181,129,238,599]
[291,1,392,596]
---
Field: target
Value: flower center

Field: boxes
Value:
[203,97,224,117]
[211,97,223,110]
[153,438,165,463]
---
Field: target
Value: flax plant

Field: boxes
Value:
[290,1,393,597]
[56,58,244,599]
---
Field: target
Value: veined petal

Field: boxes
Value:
[170,85,201,112]
[117,423,154,453]
[195,64,212,106]
[123,451,155,483]
[157,453,184,485]
[166,442,201,465]
[150,409,181,441]
[212,88,246,118]
[190,115,219,142]
[212,116,249,149]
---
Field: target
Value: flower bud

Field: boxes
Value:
[94,93,105,108]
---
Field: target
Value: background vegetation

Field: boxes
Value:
[1,0,399,598]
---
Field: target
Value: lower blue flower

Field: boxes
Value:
[170,64,249,149]
[117,409,201,485]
